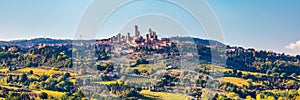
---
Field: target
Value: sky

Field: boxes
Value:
[0,0,299,55]
[207,0,300,55]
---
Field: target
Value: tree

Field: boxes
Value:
[14,75,20,82]
[133,69,140,75]
[64,73,71,79]
[266,70,272,75]
[7,75,13,83]
[58,73,71,82]
[213,93,219,100]
[39,92,48,99]
[97,65,106,71]
[246,79,253,88]
[22,94,30,100]
[9,66,12,71]
[296,55,300,60]
[237,71,243,77]
[20,73,28,82]
[136,58,147,64]
[29,70,33,74]
[233,69,237,74]
[25,62,32,67]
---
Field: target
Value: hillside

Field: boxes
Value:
[0,37,299,100]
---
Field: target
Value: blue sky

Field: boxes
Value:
[0,0,299,55]
[208,0,300,55]
[0,0,90,40]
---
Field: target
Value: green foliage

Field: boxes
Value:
[97,62,114,73]
[0,46,72,68]
[157,74,179,87]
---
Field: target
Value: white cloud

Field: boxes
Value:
[286,40,300,49]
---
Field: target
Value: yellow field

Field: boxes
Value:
[139,90,190,100]
[41,90,66,98]
[163,93,191,100]
[221,77,249,87]
[15,68,64,75]
[94,81,117,85]
[0,68,9,73]
[240,70,267,76]
[140,90,167,98]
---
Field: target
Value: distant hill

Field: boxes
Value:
[0,38,72,47]
[170,36,226,47]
